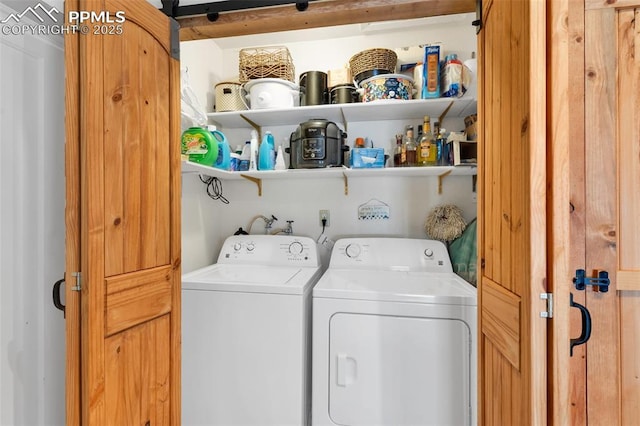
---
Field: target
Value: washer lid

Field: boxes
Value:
[313,270,477,305]
[182,264,321,295]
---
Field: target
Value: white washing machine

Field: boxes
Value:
[182,235,322,426]
[312,237,477,426]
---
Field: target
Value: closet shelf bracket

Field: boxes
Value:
[240,174,263,196]
[437,170,453,194]
[342,171,349,196]
[240,114,262,140]
[339,107,347,133]
[438,100,455,124]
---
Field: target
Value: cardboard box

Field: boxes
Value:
[422,45,441,98]
[350,148,385,168]
[448,141,477,165]
[464,114,477,140]
[328,67,352,88]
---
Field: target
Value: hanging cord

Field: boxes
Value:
[316,217,327,242]
[199,175,229,204]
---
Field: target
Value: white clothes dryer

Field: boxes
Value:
[312,238,477,426]
[182,235,322,426]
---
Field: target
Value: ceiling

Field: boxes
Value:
[207,13,474,50]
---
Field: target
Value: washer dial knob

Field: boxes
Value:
[246,243,255,252]
[289,241,304,255]
[424,248,434,258]
[233,243,242,251]
[345,243,362,258]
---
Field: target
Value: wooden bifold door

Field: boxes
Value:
[65,0,181,424]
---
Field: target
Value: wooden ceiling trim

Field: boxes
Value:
[178,0,476,41]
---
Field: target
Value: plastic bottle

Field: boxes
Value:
[258,131,276,170]
[238,141,251,171]
[181,126,218,166]
[208,125,231,170]
[437,128,448,166]
[249,130,258,171]
[275,146,286,170]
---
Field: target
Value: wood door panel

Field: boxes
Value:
[64,0,82,423]
[482,339,521,425]
[481,278,521,370]
[585,0,640,9]
[66,1,180,424]
[617,8,640,291]
[105,315,171,426]
[105,269,172,336]
[584,8,621,425]
[617,7,640,425]
[478,0,546,423]
[104,20,171,277]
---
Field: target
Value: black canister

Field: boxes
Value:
[330,84,360,104]
[299,71,328,106]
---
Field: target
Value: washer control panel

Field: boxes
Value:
[330,238,452,272]
[218,235,319,267]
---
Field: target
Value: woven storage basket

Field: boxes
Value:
[239,46,295,83]
[349,48,398,79]
[214,82,247,112]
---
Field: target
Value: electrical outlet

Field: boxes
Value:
[319,209,330,227]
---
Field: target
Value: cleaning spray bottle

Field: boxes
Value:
[249,129,258,171]
[209,125,231,170]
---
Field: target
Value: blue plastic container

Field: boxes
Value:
[210,127,231,170]
[258,131,276,170]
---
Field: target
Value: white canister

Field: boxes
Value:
[214,81,247,112]
[244,78,300,109]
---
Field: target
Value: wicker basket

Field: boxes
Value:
[214,81,247,112]
[239,46,295,83]
[349,48,398,80]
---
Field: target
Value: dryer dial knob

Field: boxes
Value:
[345,243,361,258]
[424,248,434,258]
[289,241,304,255]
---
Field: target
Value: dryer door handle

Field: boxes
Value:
[336,353,357,387]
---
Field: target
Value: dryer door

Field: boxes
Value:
[329,313,472,426]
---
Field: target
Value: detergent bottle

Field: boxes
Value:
[258,131,276,170]
[181,126,218,166]
[208,125,231,170]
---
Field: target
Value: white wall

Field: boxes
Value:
[0,1,66,424]
[180,14,478,272]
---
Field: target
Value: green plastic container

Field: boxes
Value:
[181,127,218,166]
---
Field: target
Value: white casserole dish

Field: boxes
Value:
[244,78,300,109]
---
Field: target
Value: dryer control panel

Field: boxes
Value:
[217,235,320,267]
[329,238,453,272]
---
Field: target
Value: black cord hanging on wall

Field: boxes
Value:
[199,175,230,204]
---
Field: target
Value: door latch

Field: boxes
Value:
[573,269,610,292]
